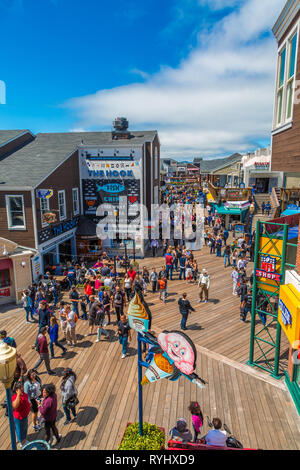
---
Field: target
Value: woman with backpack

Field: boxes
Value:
[60,368,78,425]
[24,369,42,431]
[49,316,67,358]
[102,290,111,325]
[22,290,35,323]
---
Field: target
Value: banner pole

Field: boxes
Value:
[137,332,143,436]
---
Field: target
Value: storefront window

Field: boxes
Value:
[0,269,10,288]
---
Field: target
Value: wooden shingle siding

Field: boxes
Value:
[35,150,80,233]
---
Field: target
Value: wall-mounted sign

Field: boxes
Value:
[256,237,283,292]
[96,183,125,193]
[279,299,292,326]
[256,256,281,282]
[42,212,57,225]
[36,189,53,199]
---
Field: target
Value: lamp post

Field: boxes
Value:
[0,340,17,450]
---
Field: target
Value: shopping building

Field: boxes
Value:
[0,121,160,283]
[271,0,300,188]
[242,147,284,193]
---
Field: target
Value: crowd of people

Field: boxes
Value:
[1,181,274,450]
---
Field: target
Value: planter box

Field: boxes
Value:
[119,422,166,450]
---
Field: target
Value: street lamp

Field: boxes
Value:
[0,340,17,450]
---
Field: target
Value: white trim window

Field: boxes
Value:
[58,190,66,221]
[274,26,299,128]
[72,188,79,216]
[6,195,26,230]
[40,197,50,227]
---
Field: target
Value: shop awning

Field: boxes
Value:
[76,218,98,239]
[214,205,248,216]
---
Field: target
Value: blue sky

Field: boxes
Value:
[0,0,286,158]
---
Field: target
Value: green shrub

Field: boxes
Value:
[118,422,165,450]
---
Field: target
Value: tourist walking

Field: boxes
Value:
[60,368,78,425]
[178,293,195,330]
[12,381,31,448]
[231,267,239,295]
[22,290,35,323]
[95,302,110,342]
[117,314,132,359]
[158,276,167,303]
[198,269,210,303]
[39,384,62,447]
[150,268,158,293]
[49,316,67,358]
[123,273,133,301]
[24,369,42,431]
[112,286,126,324]
[65,305,77,347]
[188,401,203,442]
[33,327,55,375]
[223,245,231,267]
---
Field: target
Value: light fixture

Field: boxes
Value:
[21,261,26,268]
[2,245,8,256]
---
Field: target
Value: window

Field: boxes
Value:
[40,197,50,227]
[58,190,66,221]
[275,29,298,127]
[6,195,26,229]
[72,188,79,216]
[0,269,10,288]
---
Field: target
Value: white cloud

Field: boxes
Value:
[66,0,286,158]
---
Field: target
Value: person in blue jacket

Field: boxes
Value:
[49,316,67,358]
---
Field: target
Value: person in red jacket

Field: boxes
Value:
[12,381,31,448]
[127,266,136,282]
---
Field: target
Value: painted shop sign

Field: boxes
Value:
[279,299,292,326]
[96,183,125,193]
[36,189,53,199]
[88,169,134,178]
[52,218,78,237]
[38,217,79,245]
[256,255,281,282]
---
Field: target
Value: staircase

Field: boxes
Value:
[252,193,273,228]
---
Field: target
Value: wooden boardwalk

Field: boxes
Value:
[0,244,299,450]
[140,244,290,373]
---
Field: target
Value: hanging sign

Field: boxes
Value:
[36,189,53,199]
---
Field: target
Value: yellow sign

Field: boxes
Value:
[256,237,283,294]
[278,284,300,347]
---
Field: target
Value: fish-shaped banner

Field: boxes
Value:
[96,183,125,193]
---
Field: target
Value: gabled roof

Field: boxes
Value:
[200,153,242,174]
[0,130,157,188]
[0,130,31,148]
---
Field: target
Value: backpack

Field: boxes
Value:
[114,292,123,304]
[74,313,79,323]
[237,285,243,296]
[159,279,166,290]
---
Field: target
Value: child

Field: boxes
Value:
[188,401,203,442]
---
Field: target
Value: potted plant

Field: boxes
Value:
[118,422,165,450]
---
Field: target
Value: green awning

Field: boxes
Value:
[215,206,248,215]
